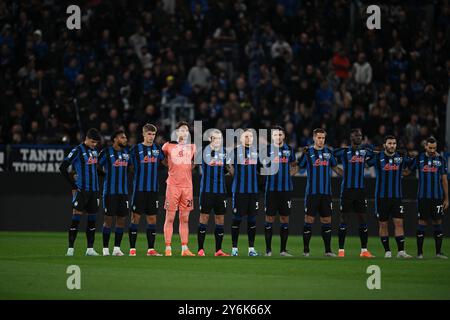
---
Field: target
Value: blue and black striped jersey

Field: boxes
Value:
[200,145,229,194]
[130,143,165,193]
[231,145,259,194]
[98,146,131,195]
[264,143,296,192]
[334,146,374,190]
[409,153,448,200]
[366,152,409,199]
[64,143,100,192]
[298,146,337,197]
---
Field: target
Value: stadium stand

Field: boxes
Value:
[0,0,448,155]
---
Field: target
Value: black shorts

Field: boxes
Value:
[103,194,129,217]
[199,193,227,215]
[340,189,367,214]
[305,194,333,217]
[418,199,445,221]
[132,192,160,215]
[72,190,99,214]
[232,193,259,216]
[265,191,292,216]
[375,198,404,222]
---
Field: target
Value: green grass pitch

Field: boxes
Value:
[1,231,449,300]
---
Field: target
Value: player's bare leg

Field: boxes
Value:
[393,218,411,258]
[128,213,140,256]
[112,216,125,256]
[432,219,447,259]
[416,219,427,258]
[102,215,113,256]
[303,215,314,256]
[197,213,209,256]
[320,216,335,257]
[163,210,176,256]
[66,209,83,256]
[379,220,391,257]
[214,215,229,256]
[145,215,160,256]
[180,210,195,256]
[279,215,292,256]
[264,215,275,256]
[357,213,374,258]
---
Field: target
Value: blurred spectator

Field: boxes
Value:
[188,56,211,90]
[353,52,372,85]
[0,0,446,157]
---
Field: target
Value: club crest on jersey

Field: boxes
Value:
[322,152,331,159]
[282,150,291,157]
[433,160,441,166]
[152,150,160,156]
[393,157,402,164]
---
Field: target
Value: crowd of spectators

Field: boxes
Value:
[0,0,449,156]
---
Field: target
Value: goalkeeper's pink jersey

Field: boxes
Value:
[162,142,196,188]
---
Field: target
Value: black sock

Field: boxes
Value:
[68,215,81,248]
[395,235,405,252]
[338,223,347,250]
[303,223,312,253]
[146,224,156,249]
[231,218,241,247]
[103,226,111,248]
[214,224,224,252]
[264,222,273,253]
[129,223,138,249]
[114,227,124,247]
[280,223,289,252]
[198,223,207,251]
[434,224,443,254]
[86,215,96,248]
[417,225,425,255]
[359,224,368,249]
[247,216,256,247]
[321,223,332,253]
[380,236,390,252]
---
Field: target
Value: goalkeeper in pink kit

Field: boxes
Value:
[162,121,197,256]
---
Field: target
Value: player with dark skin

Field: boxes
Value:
[99,132,128,252]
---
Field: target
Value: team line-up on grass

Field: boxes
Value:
[59,122,448,259]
